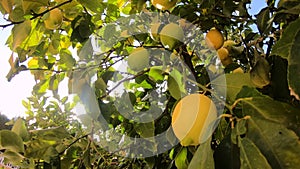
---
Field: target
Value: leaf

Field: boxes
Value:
[168,69,186,100]
[211,73,255,103]
[188,137,214,169]
[49,75,59,91]
[59,49,76,69]
[250,57,270,88]
[30,126,70,141]
[22,0,48,14]
[271,18,300,59]
[11,118,29,141]
[213,135,240,169]
[25,139,59,163]
[12,20,31,50]
[175,147,189,169]
[77,0,104,13]
[239,138,272,169]
[241,95,300,168]
[1,150,24,165]
[271,18,300,98]
[135,122,155,138]
[255,7,271,35]
[148,66,165,82]
[0,130,24,153]
[0,0,14,13]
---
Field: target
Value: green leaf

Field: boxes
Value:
[188,137,214,169]
[175,147,189,169]
[239,138,272,169]
[1,150,24,165]
[271,18,300,59]
[25,139,59,163]
[11,118,29,141]
[11,20,31,50]
[255,7,271,35]
[271,18,300,97]
[59,49,76,69]
[135,122,155,138]
[241,95,300,168]
[148,66,165,82]
[211,73,255,103]
[0,130,24,153]
[168,69,186,100]
[77,0,104,13]
[30,126,70,141]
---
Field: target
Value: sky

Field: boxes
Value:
[0,0,267,119]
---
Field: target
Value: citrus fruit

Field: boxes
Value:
[151,0,177,10]
[128,47,150,72]
[205,28,224,50]
[217,47,232,67]
[160,23,184,50]
[217,47,229,60]
[171,94,218,146]
[232,67,244,73]
[44,8,63,30]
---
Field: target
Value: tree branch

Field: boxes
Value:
[0,0,73,28]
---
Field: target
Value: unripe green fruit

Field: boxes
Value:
[128,47,150,72]
[160,23,184,50]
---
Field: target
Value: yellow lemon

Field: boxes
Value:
[205,28,224,50]
[151,0,177,10]
[171,94,218,146]
[217,47,232,67]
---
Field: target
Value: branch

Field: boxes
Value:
[58,133,90,155]
[100,69,150,99]
[0,0,73,28]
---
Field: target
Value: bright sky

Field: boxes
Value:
[0,0,267,120]
[0,19,36,119]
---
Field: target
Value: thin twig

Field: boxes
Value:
[0,0,73,28]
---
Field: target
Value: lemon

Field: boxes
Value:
[205,28,224,50]
[171,94,218,146]
[151,0,177,10]
[232,67,244,73]
[44,8,63,30]
[160,23,184,50]
[217,47,233,67]
[128,47,150,72]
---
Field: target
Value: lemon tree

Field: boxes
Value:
[1,0,300,168]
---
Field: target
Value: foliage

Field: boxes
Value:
[0,0,300,168]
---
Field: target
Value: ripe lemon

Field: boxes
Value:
[171,94,218,146]
[128,47,150,72]
[232,67,244,73]
[217,47,232,67]
[205,28,224,50]
[160,23,184,50]
[151,0,177,10]
[44,8,63,30]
